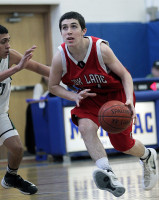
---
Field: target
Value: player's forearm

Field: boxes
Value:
[26,61,50,77]
[121,73,134,102]
[0,66,19,82]
[49,84,77,101]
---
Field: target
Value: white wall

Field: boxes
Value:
[50,0,147,53]
[145,0,159,7]
[0,0,150,54]
[50,5,62,56]
[59,0,146,23]
[0,0,59,4]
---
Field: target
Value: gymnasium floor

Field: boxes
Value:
[0,153,159,200]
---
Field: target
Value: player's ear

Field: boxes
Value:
[82,28,87,36]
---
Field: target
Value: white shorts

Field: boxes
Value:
[0,113,18,146]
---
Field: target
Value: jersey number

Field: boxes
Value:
[0,83,6,95]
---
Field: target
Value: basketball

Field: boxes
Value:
[98,100,132,134]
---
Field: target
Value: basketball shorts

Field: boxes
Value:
[0,113,18,146]
[71,89,136,152]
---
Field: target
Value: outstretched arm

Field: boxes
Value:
[9,47,50,78]
[0,46,37,82]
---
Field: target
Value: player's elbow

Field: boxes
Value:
[48,84,57,95]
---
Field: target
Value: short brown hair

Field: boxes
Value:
[59,11,86,31]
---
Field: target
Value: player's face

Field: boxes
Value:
[60,19,86,47]
[0,34,10,59]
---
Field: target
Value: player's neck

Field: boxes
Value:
[68,38,89,61]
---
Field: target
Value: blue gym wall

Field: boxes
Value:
[147,21,159,70]
[86,22,159,78]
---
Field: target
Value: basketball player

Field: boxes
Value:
[48,12,158,197]
[0,25,50,194]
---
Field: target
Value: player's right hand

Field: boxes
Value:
[75,89,96,107]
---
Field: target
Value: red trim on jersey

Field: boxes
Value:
[60,36,123,93]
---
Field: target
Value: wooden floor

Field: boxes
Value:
[0,153,159,200]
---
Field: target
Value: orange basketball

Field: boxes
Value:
[98,100,132,134]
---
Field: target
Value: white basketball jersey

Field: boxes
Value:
[0,56,11,114]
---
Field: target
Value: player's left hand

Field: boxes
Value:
[125,99,137,125]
